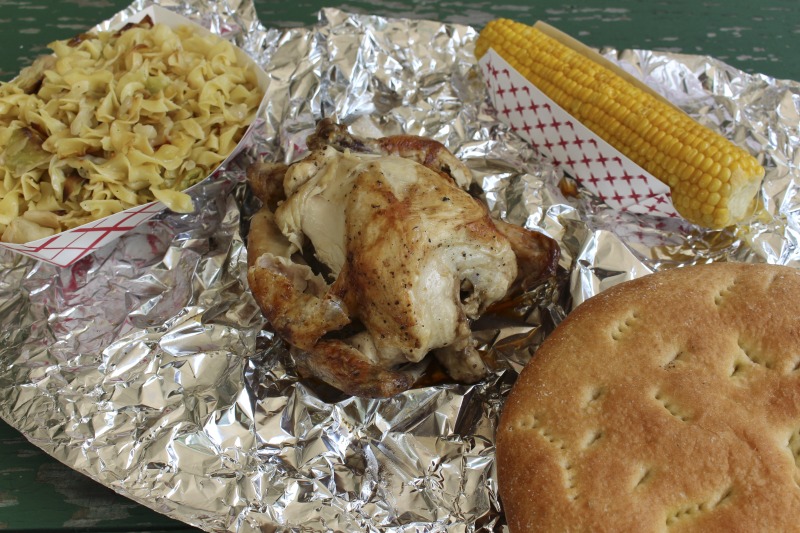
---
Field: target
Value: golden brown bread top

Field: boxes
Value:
[497,262,800,532]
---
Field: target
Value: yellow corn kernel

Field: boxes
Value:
[475,18,765,229]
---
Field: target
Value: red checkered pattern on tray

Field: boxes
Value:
[3,202,163,267]
[479,48,679,219]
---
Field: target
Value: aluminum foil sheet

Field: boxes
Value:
[1,1,800,532]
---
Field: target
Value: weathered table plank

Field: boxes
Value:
[1,0,797,81]
[0,418,197,531]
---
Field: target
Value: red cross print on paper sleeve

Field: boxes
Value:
[479,48,680,220]
[2,202,163,267]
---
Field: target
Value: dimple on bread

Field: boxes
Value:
[497,262,800,532]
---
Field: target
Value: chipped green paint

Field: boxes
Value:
[0,419,197,530]
[0,0,797,81]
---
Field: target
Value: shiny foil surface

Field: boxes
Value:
[1,1,799,531]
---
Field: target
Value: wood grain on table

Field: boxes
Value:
[0,0,796,531]
[1,0,798,82]
[0,425,198,531]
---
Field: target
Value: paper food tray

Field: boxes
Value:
[478,21,690,224]
[0,4,269,267]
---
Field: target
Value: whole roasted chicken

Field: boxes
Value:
[246,120,559,397]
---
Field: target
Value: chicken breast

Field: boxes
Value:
[247,120,559,397]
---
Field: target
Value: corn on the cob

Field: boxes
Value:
[476,19,765,229]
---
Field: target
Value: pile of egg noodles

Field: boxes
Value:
[0,17,263,243]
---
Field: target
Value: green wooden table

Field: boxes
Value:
[0,0,796,531]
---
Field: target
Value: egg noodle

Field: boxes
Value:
[0,17,263,243]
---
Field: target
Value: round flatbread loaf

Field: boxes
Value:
[497,262,800,532]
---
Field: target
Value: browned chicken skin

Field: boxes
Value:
[247,119,559,397]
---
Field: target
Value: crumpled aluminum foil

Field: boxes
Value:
[1,1,799,532]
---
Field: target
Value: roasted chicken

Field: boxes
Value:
[246,120,559,397]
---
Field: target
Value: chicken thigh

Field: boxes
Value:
[247,120,559,397]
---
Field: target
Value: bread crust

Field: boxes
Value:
[497,262,800,532]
